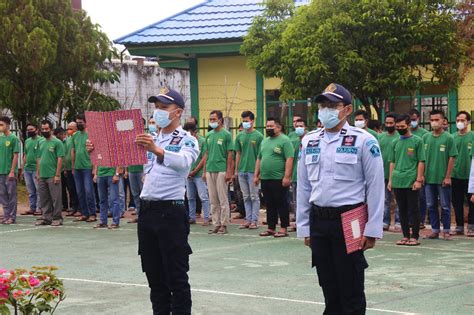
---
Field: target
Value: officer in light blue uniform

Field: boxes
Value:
[297,83,384,314]
[136,87,199,314]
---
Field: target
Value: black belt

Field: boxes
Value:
[311,202,364,220]
[140,199,185,209]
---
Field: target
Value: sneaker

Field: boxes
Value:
[217,226,228,234]
[51,220,63,227]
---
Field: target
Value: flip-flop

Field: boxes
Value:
[406,239,420,246]
[466,231,474,237]
[274,232,289,238]
[396,238,409,245]
[259,230,275,237]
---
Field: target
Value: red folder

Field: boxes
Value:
[341,204,368,254]
[85,109,147,167]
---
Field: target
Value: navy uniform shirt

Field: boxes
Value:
[296,122,384,239]
[141,127,199,201]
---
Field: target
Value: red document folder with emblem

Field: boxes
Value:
[341,204,368,254]
[85,109,147,167]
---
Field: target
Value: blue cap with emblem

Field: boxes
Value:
[148,87,185,108]
[314,83,352,105]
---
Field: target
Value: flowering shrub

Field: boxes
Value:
[0,266,65,315]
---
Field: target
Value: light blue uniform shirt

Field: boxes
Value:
[296,122,384,239]
[144,131,159,174]
[141,127,199,201]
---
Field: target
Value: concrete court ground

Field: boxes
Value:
[1,215,473,315]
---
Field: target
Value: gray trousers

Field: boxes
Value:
[0,175,18,222]
[38,177,63,223]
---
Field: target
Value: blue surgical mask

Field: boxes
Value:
[242,122,252,130]
[153,109,176,128]
[148,124,157,133]
[209,122,219,129]
[295,127,305,136]
[318,108,341,129]
[410,121,418,129]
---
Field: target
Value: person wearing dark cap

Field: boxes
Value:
[87,87,199,314]
[297,83,384,314]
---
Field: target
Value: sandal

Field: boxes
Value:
[274,232,289,238]
[424,232,439,239]
[466,230,474,237]
[396,238,409,245]
[86,217,97,223]
[248,223,258,229]
[94,223,108,229]
[74,216,88,222]
[259,230,275,237]
[108,224,119,229]
[406,238,420,246]
[442,232,453,241]
[239,223,250,229]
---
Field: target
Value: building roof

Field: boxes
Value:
[115,0,309,46]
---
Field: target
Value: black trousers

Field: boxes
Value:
[393,188,420,239]
[138,200,192,315]
[62,171,79,211]
[451,178,474,229]
[310,208,368,315]
[261,179,289,230]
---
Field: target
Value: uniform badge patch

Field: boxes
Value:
[308,140,320,147]
[184,139,195,148]
[365,140,377,147]
[342,135,357,147]
[170,136,183,145]
[407,148,414,156]
[440,144,446,152]
[370,145,381,157]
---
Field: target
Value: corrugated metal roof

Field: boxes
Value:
[115,0,309,45]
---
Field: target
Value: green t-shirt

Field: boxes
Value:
[24,136,42,172]
[190,135,205,177]
[128,165,144,173]
[288,131,298,141]
[0,133,20,175]
[204,129,233,173]
[72,131,92,170]
[64,136,75,171]
[389,135,425,188]
[291,136,302,182]
[258,134,294,180]
[234,130,264,173]
[451,131,473,179]
[423,132,458,184]
[37,137,65,179]
[412,127,428,138]
[98,166,116,177]
[379,131,399,179]
[367,128,379,141]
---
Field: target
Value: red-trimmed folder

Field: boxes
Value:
[85,109,147,167]
[341,204,368,254]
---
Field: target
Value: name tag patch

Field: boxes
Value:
[306,147,321,154]
[165,145,181,152]
[336,147,358,154]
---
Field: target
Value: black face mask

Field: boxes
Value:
[385,126,395,133]
[397,128,408,136]
[27,131,36,138]
[266,129,275,137]
[41,131,51,138]
[77,124,85,131]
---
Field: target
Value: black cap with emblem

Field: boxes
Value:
[314,83,352,105]
[148,87,185,108]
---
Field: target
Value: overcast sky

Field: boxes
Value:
[82,0,203,41]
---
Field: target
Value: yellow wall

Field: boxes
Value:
[198,56,256,125]
[458,68,474,113]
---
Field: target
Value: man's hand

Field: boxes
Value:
[202,173,206,183]
[471,195,474,204]
[35,172,40,181]
[85,139,94,153]
[136,134,157,152]
[387,180,392,192]
[442,177,452,187]
[282,176,291,187]
[412,180,422,191]
[112,175,119,184]
[360,236,376,251]
[225,172,232,183]
[188,170,196,178]
[53,175,60,185]
[304,237,311,247]
[253,175,260,186]
[8,171,15,181]
[93,174,97,184]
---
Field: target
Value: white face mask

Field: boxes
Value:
[318,108,341,129]
[354,120,366,129]
[456,122,466,130]
[153,108,178,128]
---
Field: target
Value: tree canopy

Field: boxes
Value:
[241,0,474,116]
[0,0,119,129]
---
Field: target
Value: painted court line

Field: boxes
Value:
[0,227,49,234]
[59,277,416,315]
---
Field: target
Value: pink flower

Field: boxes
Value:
[52,289,60,297]
[28,276,40,287]
[0,269,7,274]
[12,290,24,299]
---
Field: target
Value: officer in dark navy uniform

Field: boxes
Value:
[297,83,384,314]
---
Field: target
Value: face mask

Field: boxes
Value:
[385,126,395,133]
[41,131,51,138]
[456,122,466,130]
[397,128,408,136]
[318,108,341,129]
[209,122,219,129]
[77,124,85,131]
[27,131,36,138]
[148,124,157,133]
[153,108,176,129]
[410,121,418,129]
[295,127,305,136]
[431,121,441,130]
[242,122,252,130]
[266,128,275,137]
[354,120,366,129]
